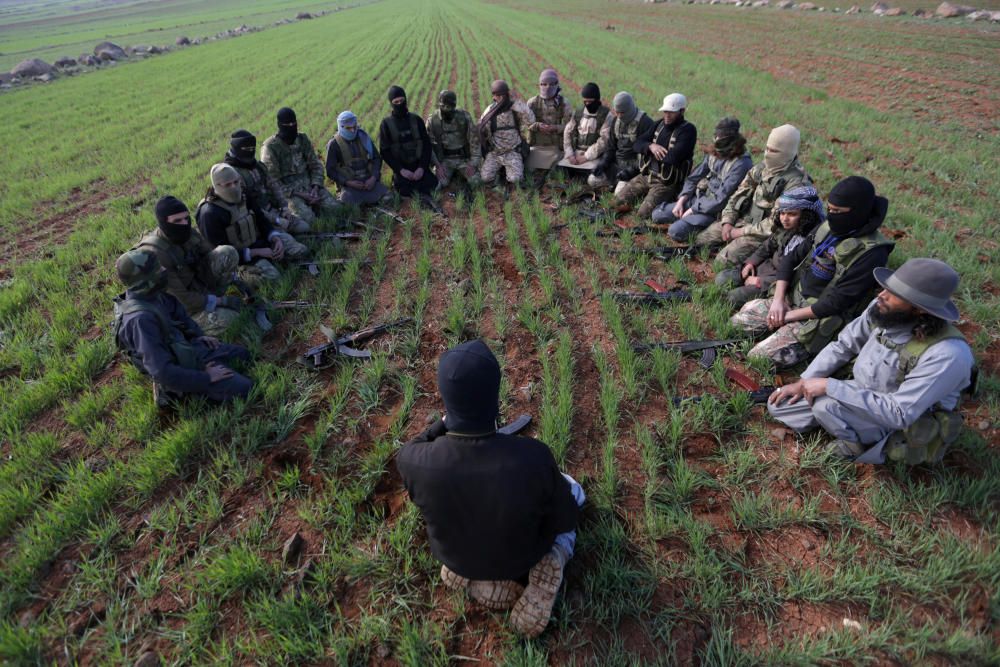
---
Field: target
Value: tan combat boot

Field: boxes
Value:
[510,545,568,637]
[440,565,525,610]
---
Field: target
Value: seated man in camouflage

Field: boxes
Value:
[114,249,252,406]
[379,85,438,201]
[224,129,310,235]
[731,176,894,369]
[525,68,573,182]
[696,124,810,265]
[769,258,974,464]
[260,107,340,225]
[427,90,482,190]
[197,163,310,284]
[397,340,584,638]
[135,196,244,337]
[650,117,752,242]
[478,80,534,189]
[325,110,391,206]
[589,92,654,194]
[558,82,610,175]
[613,93,697,219]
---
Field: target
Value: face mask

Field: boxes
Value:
[340,127,357,141]
[714,136,737,154]
[392,101,408,117]
[827,210,865,237]
[440,106,456,121]
[216,181,242,205]
[584,100,601,114]
[159,218,191,244]
[234,145,255,164]
[277,122,297,143]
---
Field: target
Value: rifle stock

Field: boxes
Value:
[632,339,739,354]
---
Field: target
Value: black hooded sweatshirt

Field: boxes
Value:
[396,341,578,581]
[777,196,892,319]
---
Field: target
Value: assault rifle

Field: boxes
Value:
[299,317,413,370]
[374,207,410,226]
[498,413,532,435]
[353,220,385,234]
[632,338,739,370]
[297,258,372,276]
[672,368,776,406]
[613,279,691,305]
[296,232,363,242]
[271,300,329,309]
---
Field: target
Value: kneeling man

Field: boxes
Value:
[397,340,583,637]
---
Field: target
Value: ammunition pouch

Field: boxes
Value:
[885,409,963,465]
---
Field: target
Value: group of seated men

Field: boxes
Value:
[110,68,977,638]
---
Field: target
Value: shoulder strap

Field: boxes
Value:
[429,113,442,138]
[894,324,966,384]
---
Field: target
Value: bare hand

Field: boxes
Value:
[364,175,377,190]
[672,198,686,219]
[568,153,583,165]
[270,236,285,260]
[347,179,366,190]
[197,336,221,349]
[746,276,762,289]
[681,208,693,219]
[413,167,424,181]
[721,223,735,242]
[649,144,668,161]
[250,247,274,259]
[400,168,414,180]
[767,299,788,329]
[463,165,477,179]
[769,380,805,406]
[730,226,744,239]
[205,362,235,384]
[741,263,756,280]
[309,184,321,201]
[434,164,446,183]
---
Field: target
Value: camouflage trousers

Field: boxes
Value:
[437,158,482,188]
[192,306,242,337]
[695,221,768,266]
[288,188,341,225]
[730,298,811,368]
[188,245,240,336]
[236,232,310,286]
[614,174,679,219]
[271,211,311,235]
[481,150,523,184]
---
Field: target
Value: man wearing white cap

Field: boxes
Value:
[613,92,697,219]
[768,258,975,464]
[696,123,811,265]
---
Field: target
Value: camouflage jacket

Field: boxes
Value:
[563,105,611,159]
[479,99,534,155]
[260,133,325,198]
[426,109,481,166]
[527,94,573,147]
[719,159,811,234]
[135,227,217,315]
[225,155,289,226]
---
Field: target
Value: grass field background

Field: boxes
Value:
[0,0,998,664]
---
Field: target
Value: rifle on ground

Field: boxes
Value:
[353,220,385,234]
[613,279,691,305]
[374,207,410,226]
[296,232,363,242]
[672,368,775,406]
[299,317,414,370]
[612,243,723,261]
[271,300,329,309]
[297,258,372,276]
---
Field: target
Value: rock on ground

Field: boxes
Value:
[94,41,128,60]
[176,36,190,45]
[935,1,975,17]
[11,58,54,77]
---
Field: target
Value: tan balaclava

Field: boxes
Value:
[211,163,242,204]
[763,124,800,175]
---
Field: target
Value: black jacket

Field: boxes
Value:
[396,420,579,580]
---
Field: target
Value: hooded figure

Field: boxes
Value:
[590,92,653,190]
[325,110,390,206]
[228,129,257,167]
[276,107,298,144]
[379,85,435,198]
[210,163,243,204]
[224,129,309,235]
[155,195,192,245]
[396,340,584,638]
[763,124,800,177]
[560,81,610,169]
[527,68,572,154]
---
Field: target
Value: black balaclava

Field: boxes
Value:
[438,90,457,121]
[154,195,191,244]
[827,176,876,237]
[581,82,601,113]
[388,85,408,117]
[277,107,298,144]
[437,339,501,435]
[228,129,257,166]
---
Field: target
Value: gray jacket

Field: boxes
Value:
[802,299,974,432]
[678,152,753,218]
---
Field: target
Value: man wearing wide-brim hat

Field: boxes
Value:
[767,258,976,464]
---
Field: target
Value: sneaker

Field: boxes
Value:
[440,564,469,591]
[510,546,567,637]
[152,382,177,409]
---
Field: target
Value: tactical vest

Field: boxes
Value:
[112,295,201,372]
[334,134,374,181]
[196,197,257,251]
[875,325,972,465]
[385,114,425,166]
[791,222,895,354]
[136,231,188,272]
[429,111,472,161]
[528,95,566,146]
[570,105,609,151]
[696,153,746,197]
[613,112,647,168]
[639,119,693,184]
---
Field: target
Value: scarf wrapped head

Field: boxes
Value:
[336,110,373,157]
[776,184,825,221]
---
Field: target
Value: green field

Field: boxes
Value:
[1,0,999,664]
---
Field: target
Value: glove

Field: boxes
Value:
[615,167,637,182]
